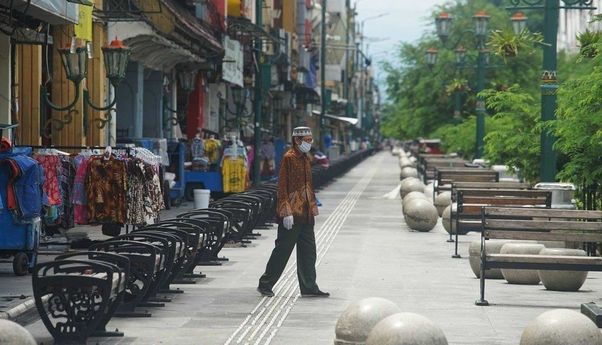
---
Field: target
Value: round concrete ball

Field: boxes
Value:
[500,243,545,284]
[520,309,602,345]
[400,167,419,180]
[403,192,428,215]
[399,158,413,169]
[334,297,402,345]
[468,240,507,279]
[0,319,36,345]
[405,198,439,232]
[441,205,454,234]
[434,192,452,217]
[538,248,588,292]
[400,178,425,199]
[366,312,448,345]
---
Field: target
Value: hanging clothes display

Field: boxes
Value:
[72,154,91,225]
[86,156,128,225]
[34,155,62,206]
[204,136,221,167]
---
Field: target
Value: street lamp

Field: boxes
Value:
[455,45,467,65]
[426,47,438,67]
[511,11,528,35]
[473,10,491,39]
[43,38,131,135]
[178,69,198,93]
[507,0,596,182]
[435,12,453,42]
[432,10,493,160]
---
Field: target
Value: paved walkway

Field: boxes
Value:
[23,151,602,344]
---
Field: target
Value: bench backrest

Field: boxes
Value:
[419,158,467,181]
[481,207,602,242]
[452,181,530,191]
[457,189,552,217]
[436,169,499,188]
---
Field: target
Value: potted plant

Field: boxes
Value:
[576,29,602,58]
[487,29,545,61]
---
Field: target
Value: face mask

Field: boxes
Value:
[298,141,312,153]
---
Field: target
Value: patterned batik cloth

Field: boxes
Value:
[86,157,127,224]
[143,163,165,223]
[276,149,319,224]
[34,155,62,206]
[126,159,146,225]
[72,155,90,225]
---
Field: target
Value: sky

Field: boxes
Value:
[355,0,444,87]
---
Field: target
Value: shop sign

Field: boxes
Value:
[222,36,243,87]
[74,0,93,41]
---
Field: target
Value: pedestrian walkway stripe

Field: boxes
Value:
[224,154,382,345]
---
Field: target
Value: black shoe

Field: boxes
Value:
[257,287,274,297]
[301,290,330,298]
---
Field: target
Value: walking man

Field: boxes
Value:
[257,127,329,298]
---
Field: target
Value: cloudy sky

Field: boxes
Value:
[355,0,444,83]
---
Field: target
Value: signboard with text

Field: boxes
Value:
[222,36,244,87]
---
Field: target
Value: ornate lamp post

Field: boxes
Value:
[42,38,131,135]
[433,10,492,159]
[164,69,198,131]
[507,0,595,182]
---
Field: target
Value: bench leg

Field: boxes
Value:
[91,329,125,338]
[475,241,489,306]
[452,230,461,258]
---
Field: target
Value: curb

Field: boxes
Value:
[0,295,48,325]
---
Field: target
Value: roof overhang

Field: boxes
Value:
[312,110,359,126]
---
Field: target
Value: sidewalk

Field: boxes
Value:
[13,151,602,344]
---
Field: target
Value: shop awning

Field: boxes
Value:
[124,33,202,72]
[227,16,279,46]
[312,110,359,126]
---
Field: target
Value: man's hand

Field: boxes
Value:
[283,216,294,230]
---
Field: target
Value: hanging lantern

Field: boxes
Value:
[178,70,198,93]
[231,86,245,106]
[455,45,467,65]
[102,38,131,87]
[473,10,491,38]
[425,47,438,67]
[435,12,453,42]
[58,44,88,84]
[511,12,528,35]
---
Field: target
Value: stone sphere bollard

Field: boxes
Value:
[424,183,434,200]
[366,312,448,345]
[441,205,456,234]
[468,240,508,279]
[500,243,545,284]
[433,192,452,217]
[538,248,588,291]
[404,198,438,232]
[334,297,401,345]
[400,167,418,180]
[0,319,36,345]
[400,178,425,199]
[520,309,602,345]
[399,158,413,169]
[402,191,427,215]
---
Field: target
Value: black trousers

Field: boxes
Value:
[258,222,320,294]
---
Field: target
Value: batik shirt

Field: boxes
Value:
[276,148,319,224]
[86,157,127,224]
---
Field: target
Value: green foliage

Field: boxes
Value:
[445,78,470,95]
[555,50,602,188]
[431,117,476,158]
[381,0,542,141]
[481,86,541,183]
[576,30,602,58]
[487,29,545,61]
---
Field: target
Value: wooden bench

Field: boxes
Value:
[476,207,602,306]
[434,168,499,199]
[32,256,129,344]
[418,155,467,183]
[451,189,552,258]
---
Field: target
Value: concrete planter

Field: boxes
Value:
[434,192,451,217]
[537,248,588,292]
[468,240,508,279]
[500,243,545,285]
